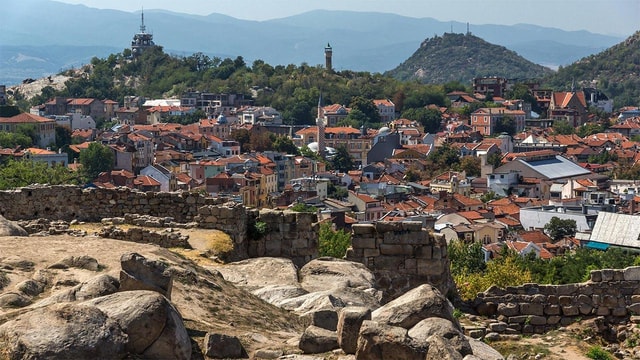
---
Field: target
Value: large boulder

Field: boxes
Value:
[0,302,127,359]
[39,274,119,305]
[204,333,246,359]
[0,215,28,237]
[86,290,173,354]
[119,252,173,299]
[299,257,376,293]
[0,289,191,360]
[215,257,300,291]
[371,284,459,330]
[355,320,427,360]
[408,317,471,357]
[48,255,100,271]
[299,325,339,354]
[467,337,505,360]
[251,284,309,307]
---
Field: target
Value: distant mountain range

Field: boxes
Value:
[0,0,627,85]
[385,33,554,84]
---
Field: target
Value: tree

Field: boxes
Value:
[487,152,503,169]
[448,240,486,277]
[331,145,355,172]
[427,143,460,172]
[552,120,575,135]
[458,156,481,177]
[54,125,72,151]
[0,132,32,148]
[544,216,577,241]
[349,96,381,124]
[16,124,39,146]
[231,129,251,153]
[79,142,114,182]
[493,115,516,136]
[318,222,351,258]
[401,108,442,133]
[0,158,79,189]
[273,136,300,155]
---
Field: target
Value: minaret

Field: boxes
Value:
[324,43,333,72]
[316,94,326,157]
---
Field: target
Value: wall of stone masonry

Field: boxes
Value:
[0,185,222,223]
[98,226,190,248]
[179,206,320,266]
[472,267,640,335]
[247,209,319,268]
[346,221,453,302]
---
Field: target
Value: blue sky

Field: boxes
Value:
[54,0,638,37]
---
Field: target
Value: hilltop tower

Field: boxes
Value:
[316,93,326,157]
[131,9,155,57]
[324,43,333,72]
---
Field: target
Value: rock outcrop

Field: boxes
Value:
[119,252,173,299]
[0,215,28,237]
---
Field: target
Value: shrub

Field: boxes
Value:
[586,346,613,360]
[318,222,351,258]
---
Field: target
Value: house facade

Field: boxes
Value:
[0,113,56,148]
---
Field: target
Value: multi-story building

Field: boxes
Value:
[321,104,350,126]
[549,91,588,127]
[373,99,396,122]
[180,92,250,116]
[237,106,282,125]
[0,113,56,148]
[470,107,526,136]
[472,76,508,98]
[44,97,111,120]
[293,126,373,167]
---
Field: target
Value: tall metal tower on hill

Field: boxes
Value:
[131,9,156,58]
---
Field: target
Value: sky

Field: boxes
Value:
[54,0,638,37]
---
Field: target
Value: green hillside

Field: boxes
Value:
[385,32,553,84]
[544,30,640,107]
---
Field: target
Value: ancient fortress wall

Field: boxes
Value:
[0,185,221,222]
[346,221,453,301]
[473,267,640,334]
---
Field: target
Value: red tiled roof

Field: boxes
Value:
[518,230,552,244]
[453,193,484,207]
[134,175,161,187]
[0,113,54,124]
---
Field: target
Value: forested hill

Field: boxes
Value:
[543,30,640,108]
[385,32,553,84]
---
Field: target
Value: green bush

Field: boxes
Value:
[586,346,613,360]
[318,222,351,258]
[248,220,267,240]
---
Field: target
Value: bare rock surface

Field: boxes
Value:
[371,284,459,330]
[0,215,28,237]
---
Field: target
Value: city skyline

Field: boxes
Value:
[51,0,638,37]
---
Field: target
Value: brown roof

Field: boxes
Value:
[0,113,54,124]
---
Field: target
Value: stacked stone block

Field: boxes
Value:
[346,221,451,301]
[0,185,219,223]
[474,267,640,334]
[247,209,318,268]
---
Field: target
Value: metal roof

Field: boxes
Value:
[520,156,591,180]
[589,212,640,249]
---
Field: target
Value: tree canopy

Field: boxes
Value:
[79,142,115,181]
[0,159,79,189]
[544,216,577,241]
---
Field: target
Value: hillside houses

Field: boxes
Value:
[8,83,640,257]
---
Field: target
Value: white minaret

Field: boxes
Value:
[316,93,325,157]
